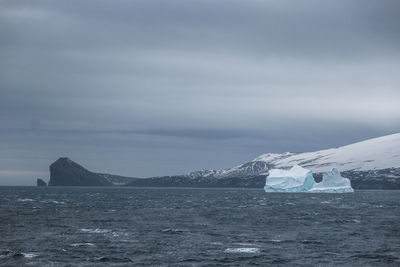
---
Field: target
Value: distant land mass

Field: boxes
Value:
[47,133,400,189]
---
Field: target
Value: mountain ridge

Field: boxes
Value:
[47,133,400,189]
[184,133,400,179]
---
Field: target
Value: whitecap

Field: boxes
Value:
[233,242,257,246]
[41,200,66,204]
[17,198,34,202]
[224,248,260,253]
[49,200,66,204]
[70,243,95,247]
[110,231,129,238]
[0,250,11,259]
[22,252,39,258]
[160,228,188,234]
[80,228,111,234]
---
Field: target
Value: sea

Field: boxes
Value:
[0,187,399,266]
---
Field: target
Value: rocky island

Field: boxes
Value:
[36,178,47,186]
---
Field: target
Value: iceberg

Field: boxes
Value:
[309,168,354,193]
[264,165,354,193]
[264,165,315,192]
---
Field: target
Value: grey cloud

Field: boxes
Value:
[2,127,261,140]
[0,0,399,185]
[2,0,400,57]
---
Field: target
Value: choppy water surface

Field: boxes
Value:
[0,187,399,266]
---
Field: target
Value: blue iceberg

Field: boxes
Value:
[264,165,315,192]
[309,168,354,193]
[264,165,354,193]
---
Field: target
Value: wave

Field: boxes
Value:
[80,228,111,234]
[224,248,260,253]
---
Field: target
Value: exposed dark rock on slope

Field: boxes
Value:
[342,168,400,190]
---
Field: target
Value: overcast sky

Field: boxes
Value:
[1,0,399,185]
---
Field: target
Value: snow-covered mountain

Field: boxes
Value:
[187,133,400,178]
[254,133,400,172]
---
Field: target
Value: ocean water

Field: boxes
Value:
[0,187,399,266]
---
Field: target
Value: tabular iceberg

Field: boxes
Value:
[309,168,354,193]
[264,165,315,192]
[264,165,354,193]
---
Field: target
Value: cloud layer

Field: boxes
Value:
[1,0,399,184]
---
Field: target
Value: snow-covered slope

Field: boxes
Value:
[254,133,400,173]
[204,133,400,178]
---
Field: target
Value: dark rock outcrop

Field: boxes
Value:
[48,157,113,186]
[36,178,47,186]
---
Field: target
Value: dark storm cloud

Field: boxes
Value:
[1,0,399,185]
